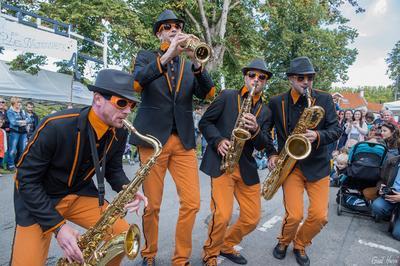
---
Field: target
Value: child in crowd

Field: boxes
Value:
[330,151,348,187]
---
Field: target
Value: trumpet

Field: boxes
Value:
[182,34,212,64]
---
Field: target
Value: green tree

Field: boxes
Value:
[7,53,47,75]
[3,0,361,93]
[386,40,400,81]
[261,0,359,97]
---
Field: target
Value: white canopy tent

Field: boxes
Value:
[0,60,92,105]
[384,100,400,116]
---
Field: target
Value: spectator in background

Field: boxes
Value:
[255,150,268,170]
[359,106,368,122]
[25,102,39,140]
[383,110,398,126]
[372,155,400,241]
[365,111,375,131]
[381,122,400,158]
[0,117,7,174]
[374,109,385,127]
[337,109,353,150]
[337,110,344,125]
[193,106,202,146]
[6,97,31,171]
[0,97,9,132]
[345,110,368,145]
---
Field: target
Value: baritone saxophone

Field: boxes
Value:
[57,119,162,266]
[262,88,325,200]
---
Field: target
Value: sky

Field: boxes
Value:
[333,0,400,88]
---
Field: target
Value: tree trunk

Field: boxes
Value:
[206,44,225,72]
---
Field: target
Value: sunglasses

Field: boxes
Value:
[295,75,314,82]
[103,95,136,110]
[0,101,5,104]
[247,71,268,81]
[159,23,183,32]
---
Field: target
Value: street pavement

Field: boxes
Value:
[0,163,399,266]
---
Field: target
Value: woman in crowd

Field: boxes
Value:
[6,97,31,171]
[345,110,368,145]
[337,109,354,149]
[381,121,400,158]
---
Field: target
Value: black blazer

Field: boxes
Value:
[265,89,342,181]
[14,107,130,233]
[130,50,215,149]
[199,88,270,186]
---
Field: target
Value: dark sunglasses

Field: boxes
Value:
[247,71,268,81]
[0,101,5,104]
[296,75,314,82]
[102,95,136,110]
[159,23,183,32]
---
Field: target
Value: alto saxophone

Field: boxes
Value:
[262,88,325,200]
[220,81,258,174]
[57,119,162,266]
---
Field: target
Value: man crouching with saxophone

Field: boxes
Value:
[264,57,342,266]
[199,59,272,265]
[11,69,148,266]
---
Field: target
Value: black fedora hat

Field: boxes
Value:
[242,58,273,80]
[286,56,316,76]
[153,10,185,35]
[88,69,140,103]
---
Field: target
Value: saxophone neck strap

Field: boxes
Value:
[88,125,108,207]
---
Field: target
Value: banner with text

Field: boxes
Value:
[0,17,77,61]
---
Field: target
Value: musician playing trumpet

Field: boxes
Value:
[265,57,341,266]
[130,9,215,266]
[199,59,272,265]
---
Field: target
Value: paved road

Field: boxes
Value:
[0,163,399,266]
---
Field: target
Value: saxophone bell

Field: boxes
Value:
[93,224,140,265]
[285,134,311,160]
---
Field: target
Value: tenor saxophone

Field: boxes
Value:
[262,88,325,200]
[57,119,162,266]
[220,81,258,174]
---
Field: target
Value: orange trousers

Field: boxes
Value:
[139,134,200,266]
[202,166,261,261]
[278,168,329,250]
[11,195,130,266]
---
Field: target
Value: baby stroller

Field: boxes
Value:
[336,141,387,216]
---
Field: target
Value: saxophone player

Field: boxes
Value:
[11,69,147,266]
[265,57,342,266]
[130,9,215,266]
[200,59,272,266]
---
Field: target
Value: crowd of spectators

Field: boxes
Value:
[0,96,39,174]
[330,107,400,241]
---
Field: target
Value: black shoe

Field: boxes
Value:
[142,257,156,266]
[220,251,247,264]
[293,249,310,266]
[273,243,288,260]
